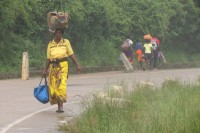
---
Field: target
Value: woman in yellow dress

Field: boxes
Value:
[43,28,80,113]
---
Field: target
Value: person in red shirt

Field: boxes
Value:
[150,35,160,46]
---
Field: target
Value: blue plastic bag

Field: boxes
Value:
[34,77,49,104]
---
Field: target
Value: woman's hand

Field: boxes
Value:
[42,59,50,77]
[76,65,81,73]
[42,69,48,77]
[70,54,81,73]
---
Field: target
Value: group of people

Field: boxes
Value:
[121,34,161,70]
[41,27,161,113]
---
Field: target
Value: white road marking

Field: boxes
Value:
[0,106,56,133]
[0,100,81,133]
[0,71,153,133]
[0,74,109,133]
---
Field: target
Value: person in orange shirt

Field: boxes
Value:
[43,28,81,113]
[135,41,145,70]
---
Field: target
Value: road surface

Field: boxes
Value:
[0,68,200,133]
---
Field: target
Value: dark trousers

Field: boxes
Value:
[144,53,152,70]
[152,50,158,69]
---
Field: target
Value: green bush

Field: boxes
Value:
[0,0,199,72]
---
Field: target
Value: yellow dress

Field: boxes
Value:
[47,39,74,105]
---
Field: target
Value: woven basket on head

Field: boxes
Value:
[47,12,69,33]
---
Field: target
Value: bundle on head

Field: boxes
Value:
[47,12,69,33]
[143,34,152,40]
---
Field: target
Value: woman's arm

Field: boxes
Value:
[42,59,50,76]
[69,54,81,72]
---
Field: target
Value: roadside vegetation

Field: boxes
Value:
[59,78,200,133]
[0,0,200,73]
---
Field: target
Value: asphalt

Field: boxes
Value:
[0,68,200,133]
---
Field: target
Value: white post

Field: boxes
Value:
[22,52,29,80]
[119,52,134,71]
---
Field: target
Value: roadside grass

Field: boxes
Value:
[164,51,200,64]
[60,79,200,133]
[2,47,200,74]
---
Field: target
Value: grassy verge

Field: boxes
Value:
[1,44,200,74]
[59,78,200,133]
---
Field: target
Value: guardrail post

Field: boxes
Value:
[119,52,134,71]
[22,52,29,80]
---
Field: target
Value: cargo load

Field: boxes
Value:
[143,34,152,40]
[47,12,69,33]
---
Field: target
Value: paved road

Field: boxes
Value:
[0,68,200,133]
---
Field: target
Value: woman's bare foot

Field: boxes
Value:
[56,102,64,113]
